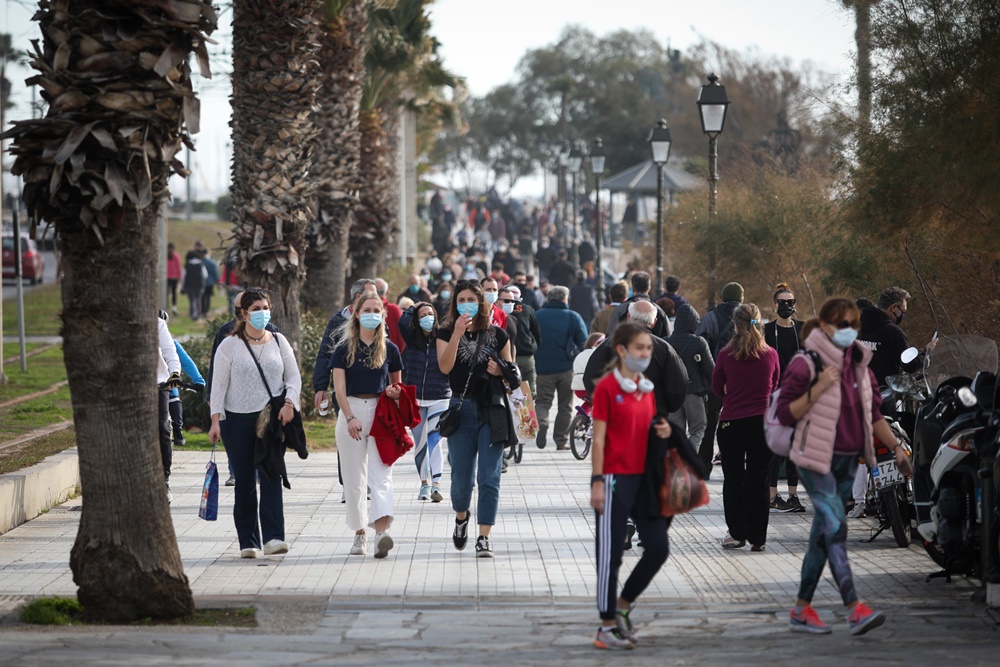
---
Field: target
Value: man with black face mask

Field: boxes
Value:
[857,286,920,387]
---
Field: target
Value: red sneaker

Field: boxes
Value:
[789,605,832,634]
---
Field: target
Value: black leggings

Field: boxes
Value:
[157,387,172,481]
[768,455,799,488]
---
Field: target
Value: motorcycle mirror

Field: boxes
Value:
[957,386,978,408]
[901,347,919,364]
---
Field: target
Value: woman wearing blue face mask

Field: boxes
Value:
[329,293,404,558]
[437,279,516,557]
[209,288,302,559]
[775,298,908,636]
[398,302,451,502]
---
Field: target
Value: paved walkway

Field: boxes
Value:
[0,447,997,664]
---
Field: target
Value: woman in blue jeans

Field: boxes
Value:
[209,288,301,559]
[436,279,515,557]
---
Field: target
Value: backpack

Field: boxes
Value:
[710,307,736,359]
[765,350,823,457]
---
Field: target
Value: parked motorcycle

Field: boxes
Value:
[861,416,915,547]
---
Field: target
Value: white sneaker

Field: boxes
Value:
[721,534,746,549]
[263,539,289,556]
[373,532,394,559]
[848,503,867,519]
[240,548,261,559]
[166,483,173,504]
[350,533,367,556]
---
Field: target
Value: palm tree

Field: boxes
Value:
[2,1,217,621]
[842,0,878,130]
[349,0,460,282]
[303,0,371,313]
[229,0,323,351]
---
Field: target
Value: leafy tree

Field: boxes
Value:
[2,1,217,621]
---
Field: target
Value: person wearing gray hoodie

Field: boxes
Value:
[667,304,715,462]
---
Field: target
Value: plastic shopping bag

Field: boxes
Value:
[198,445,219,521]
[509,381,539,447]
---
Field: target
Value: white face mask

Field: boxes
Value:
[501,302,514,314]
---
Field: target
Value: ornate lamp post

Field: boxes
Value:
[567,142,584,264]
[697,73,731,308]
[558,141,570,232]
[647,119,672,296]
[589,138,607,306]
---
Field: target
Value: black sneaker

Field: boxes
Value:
[475,535,494,558]
[453,516,469,551]
[787,494,806,513]
[537,425,548,449]
[624,518,636,550]
[770,494,794,513]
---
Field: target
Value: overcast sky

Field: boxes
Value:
[2,0,858,200]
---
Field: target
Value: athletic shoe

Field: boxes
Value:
[787,494,806,513]
[594,626,635,650]
[225,476,236,487]
[712,453,723,466]
[721,534,746,549]
[373,532,394,559]
[430,484,443,503]
[789,605,832,634]
[240,548,261,559]
[453,516,469,551]
[770,494,794,513]
[624,519,636,551]
[475,535,494,558]
[263,539,289,556]
[847,504,867,519]
[418,483,431,501]
[751,543,766,552]
[537,425,547,449]
[848,602,885,636]
[174,438,186,447]
[615,607,638,643]
[166,483,173,505]
[350,533,367,556]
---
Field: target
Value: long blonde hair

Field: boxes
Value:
[330,293,387,369]
[725,303,770,360]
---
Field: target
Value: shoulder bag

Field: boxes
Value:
[435,331,485,437]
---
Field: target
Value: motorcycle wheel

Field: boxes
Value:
[882,486,911,548]
[570,413,590,460]
[514,442,523,464]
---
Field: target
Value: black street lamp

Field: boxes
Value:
[697,73,731,308]
[647,119,672,296]
[558,141,570,232]
[567,142,584,264]
[589,138,607,306]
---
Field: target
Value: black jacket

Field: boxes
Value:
[486,358,521,448]
[509,302,542,357]
[569,281,600,329]
[255,391,309,490]
[857,307,919,386]
[635,422,709,519]
[583,334,688,416]
[548,259,577,288]
[312,306,350,392]
[666,304,715,396]
[606,295,670,340]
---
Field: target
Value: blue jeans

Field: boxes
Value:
[448,398,503,525]
[797,454,859,605]
[220,411,284,550]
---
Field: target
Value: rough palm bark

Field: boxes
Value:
[351,103,399,283]
[304,0,370,313]
[2,0,217,621]
[230,0,323,351]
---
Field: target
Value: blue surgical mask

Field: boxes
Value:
[441,273,452,282]
[419,315,435,332]
[501,302,514,315]
[360,313,383,331]
[484,292,498,306]
[457,303,480,318]
[408,284,420,294]
[248,310,270,330]
[440,290,451,300]
[832,327,858,349]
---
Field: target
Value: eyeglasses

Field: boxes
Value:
[777,299,796,307]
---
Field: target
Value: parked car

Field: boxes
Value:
[2,233,46,284]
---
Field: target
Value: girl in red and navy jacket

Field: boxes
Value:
[590,322,673,651]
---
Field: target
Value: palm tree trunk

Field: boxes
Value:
[351,104,400,283]
[304,0,370,313]
[2,0,217,622]
[230,0,323,352]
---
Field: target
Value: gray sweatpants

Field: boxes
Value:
[668,393,708,452]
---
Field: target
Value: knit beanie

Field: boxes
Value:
[721,282,744,303]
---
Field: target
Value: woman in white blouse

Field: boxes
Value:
[209,288,301,559]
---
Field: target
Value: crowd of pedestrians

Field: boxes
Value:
[153,192,933,650]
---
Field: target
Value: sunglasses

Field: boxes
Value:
[777,298,796,307]
[455,279,481,290]
[500,299,517,304]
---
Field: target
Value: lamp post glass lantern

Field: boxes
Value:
[697,73,730,309]
[589,138,607,306]
[648,119,672,295]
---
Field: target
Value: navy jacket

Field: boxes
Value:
[312,306,351,393]
[534,301,588,375]
[398,306,452,402]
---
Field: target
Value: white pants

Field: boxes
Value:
[336,396,394,532]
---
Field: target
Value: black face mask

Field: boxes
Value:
[777,304,796,319]
[894,307,906,325]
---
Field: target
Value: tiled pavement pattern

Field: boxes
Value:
[1,446,997,665]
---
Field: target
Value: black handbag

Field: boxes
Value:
[436,331,486,437]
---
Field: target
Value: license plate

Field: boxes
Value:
[871,460,903,489]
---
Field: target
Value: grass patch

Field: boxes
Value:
[0,346,68,403]
[3,342,44,359]
[2,283,63,337]
[0,385,74,442]
[167,218,232,256]
[0,427,76,475]
[20,597,256,627]
[181,419,337,451]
